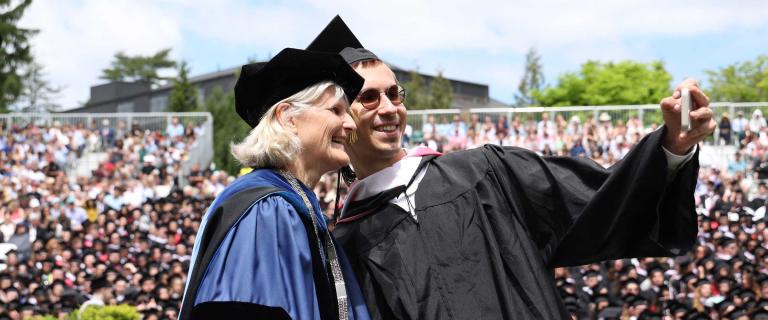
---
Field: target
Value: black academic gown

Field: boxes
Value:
[333,128,698,320]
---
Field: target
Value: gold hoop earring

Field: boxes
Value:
[347,109,360,144]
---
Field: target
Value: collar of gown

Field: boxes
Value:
[343,146,440,212]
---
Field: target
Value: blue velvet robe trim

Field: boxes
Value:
[181,169,369,320]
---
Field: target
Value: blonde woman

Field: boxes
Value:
[180,48,370,320]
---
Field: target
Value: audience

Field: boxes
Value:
[3,110,768,319]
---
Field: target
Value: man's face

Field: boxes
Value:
[347,62,407,163]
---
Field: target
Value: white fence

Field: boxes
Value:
[407,102,768,146]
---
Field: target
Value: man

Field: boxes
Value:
[79,277,112,312]
[308,16,714,319]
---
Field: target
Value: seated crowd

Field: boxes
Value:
[1,111,768,319]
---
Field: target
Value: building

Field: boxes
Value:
[67,63,506,113]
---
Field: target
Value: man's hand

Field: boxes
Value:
[660,78,716,155]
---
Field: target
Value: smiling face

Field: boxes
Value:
[292,88,357,174]
[346,62,407,167]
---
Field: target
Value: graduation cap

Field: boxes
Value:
[234,48,364,128]
[638,310,663,320]
[680,272,696,283]
[738,289,756,302]
[597,306,622,319]
[726,308,748,319]
[716,298,736,314]
[307,15,379,64]
[695,278,712,287]
[626,295,648,308]
[582,269,602,279]
[753,307,768,320]
[91,276,110,291]
[593,294,611,304]
[668,301,690,314]
[683,311,711,320]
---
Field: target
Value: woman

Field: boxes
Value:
[719,113,732,145]
[180,48,369,320]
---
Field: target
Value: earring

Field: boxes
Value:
[347,110,360,144]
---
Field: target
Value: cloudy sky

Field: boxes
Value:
[19,0,768,110]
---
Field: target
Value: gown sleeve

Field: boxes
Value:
[192,195,320,320]
[483,127,699,267]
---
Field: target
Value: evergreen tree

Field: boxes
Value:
[204,86,250,176]
[14,61,61,112]
[0,0,38,112]
[168,61,199,112]
[429,70,453,109]
[401,69,428,110]
[514,47,545,107]
[100,48,176,86]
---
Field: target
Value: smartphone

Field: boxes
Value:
[680,88,691,132]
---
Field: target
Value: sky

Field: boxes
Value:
[18,0,768,110]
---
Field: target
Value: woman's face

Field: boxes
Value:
[292,89,356,173]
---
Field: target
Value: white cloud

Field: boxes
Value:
[17,0,768,108]
[20,0,183,109]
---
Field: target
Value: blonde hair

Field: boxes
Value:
[230,81,347,169]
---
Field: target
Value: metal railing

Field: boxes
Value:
[406,102,768,145]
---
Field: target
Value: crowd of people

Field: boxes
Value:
[0,116,219,319]
[2,110,768,319]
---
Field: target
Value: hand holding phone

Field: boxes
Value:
[680,88,691,132]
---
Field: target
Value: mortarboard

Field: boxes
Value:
[683,311,711,320]
[596,306,622,319]
[752,307,768,320]
[307,15,379,64]
[234,48,364,128]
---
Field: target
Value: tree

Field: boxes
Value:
[533,60,672,106]
[204,86,250,176]
[705,55,768,102]
[100,48,176,86]
[168,61,198,112]
[401,69,429,110]
[0,0,38,112]
[14,61,61,112]
[429,70,453,109]
[514,47,545,107]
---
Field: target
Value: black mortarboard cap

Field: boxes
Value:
[717,299,737,315]
[626,295,648,307]
[234,48,364,128]
[696,277,712,286]
[306,15,379,64]
[727,308,747,319]
[752,307,768,320]
[91,276,110,291]
[669,301,690,314]
[597,306,622,319]
[684,311,711,320]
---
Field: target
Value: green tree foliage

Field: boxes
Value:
[100,48,176,86]
[0,0,38,112]
[168,61,199,112]
[705,55,768,102]
[204,86,250,176]
[65,305,141,320]
[533,60,672,106]
[401,69,428,110]
[429,71,453,109]
[514,47,545,107]
[14,61,61,112]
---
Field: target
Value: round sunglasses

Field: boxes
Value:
[355,84,406,109]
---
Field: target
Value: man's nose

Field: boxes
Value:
[377,94,397,115]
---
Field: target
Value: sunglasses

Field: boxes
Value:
[355,84,406,109]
